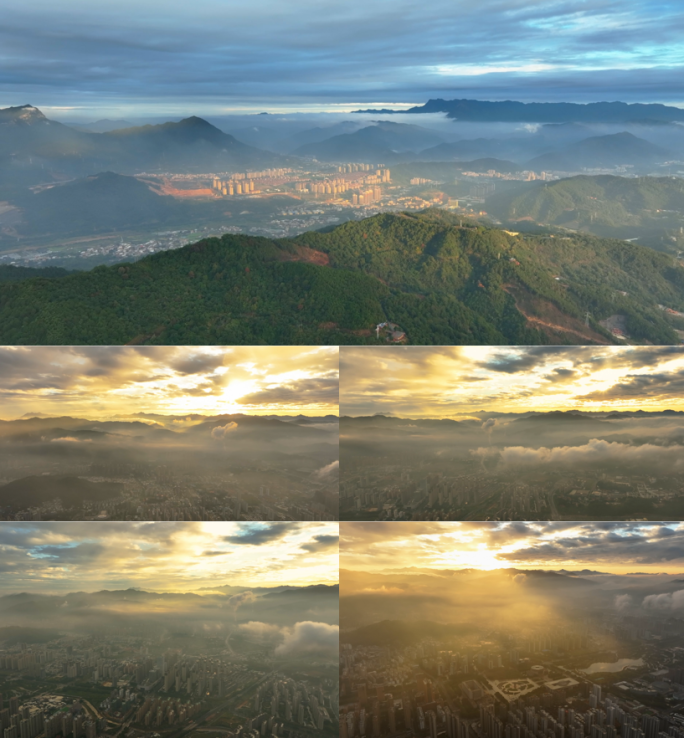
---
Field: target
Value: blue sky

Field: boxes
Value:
[1,0,683,118]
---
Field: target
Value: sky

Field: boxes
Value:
[339,346,684,417]
[1,0,683,117]
[0,521,339,594]
[0,346,338,419]
[340,521,684,574]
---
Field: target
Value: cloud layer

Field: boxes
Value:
[340,521,684,574]
[0,521,339,594]
[0,346,338,419]
[340,346,684,417]
[1,0,683,114]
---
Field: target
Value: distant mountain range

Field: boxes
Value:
[342,410,684,423]
[293,121,445,162]
[0,104,291,190]
[0,412,333,440]
[527,132,671,171]
[354,98,684,124]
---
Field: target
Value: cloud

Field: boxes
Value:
[274,621,339,658]
[300,534,339,553]
[238,621,284,637]
[224,523,300,546]
[642,590,684,610]
[239,378,339,407]
[314,460,339,477]
[615,594,632,611]
[472,439,684,471]
[0,347,338,421]
[211,421,238,439]
[227,591,256,610]
[0,521,339,595]
[3,0,684,114]
[340,346,684,418]
[50,437,92,443]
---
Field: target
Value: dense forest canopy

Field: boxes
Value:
[0,209,682,345]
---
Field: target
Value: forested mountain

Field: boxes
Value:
[487,175,684,246]
[0,209,682,345]
[489,175,684,225]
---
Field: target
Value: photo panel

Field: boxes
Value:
[0,346,339,521]
[0,521,339,737]
[340,345,684,521]
[340,520,684,738]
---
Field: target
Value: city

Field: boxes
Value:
[339,346,684,521]
[0,158,614,271]
[0,523,340,738]
[0,347,339,521]
[339,522,684,738]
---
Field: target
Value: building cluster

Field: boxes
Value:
[249,676,336,733]
[0,455,338,522]
[0,694,103,738]
[293,169,390,204]
[340,471,494,520]
[212,169,293,196]
[340,462,684,521]
[352,188,384,207]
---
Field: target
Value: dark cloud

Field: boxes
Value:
[300,534,339,553]
[224,523,301,546]
[201,550,231,557]
[240,377,338,407]
[478,347,578,374]
[1,0,683,111]
[496,523,684,566]
[583,371,684,401]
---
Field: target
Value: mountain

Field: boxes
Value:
[99,116,290,171]
[0,474,124,509]
[223,124,286,151]
[526,132,670,171]
[418,138,510,161]
[17,172,180,235]
[354,99,684,124]
[0,105,290,186]
[0,264,74,283]
[293,121,444,162]
[341,416,462,430]
[513,411,603,424]
[0,104,97,159]
[0,209,683,345]
[486,175,684,242]
[281,121,364,152]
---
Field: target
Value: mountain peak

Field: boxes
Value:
[0,104,49,125]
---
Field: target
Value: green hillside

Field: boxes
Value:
[487,175,684,250]
[0,209,683,345]
[0,264,74,282]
